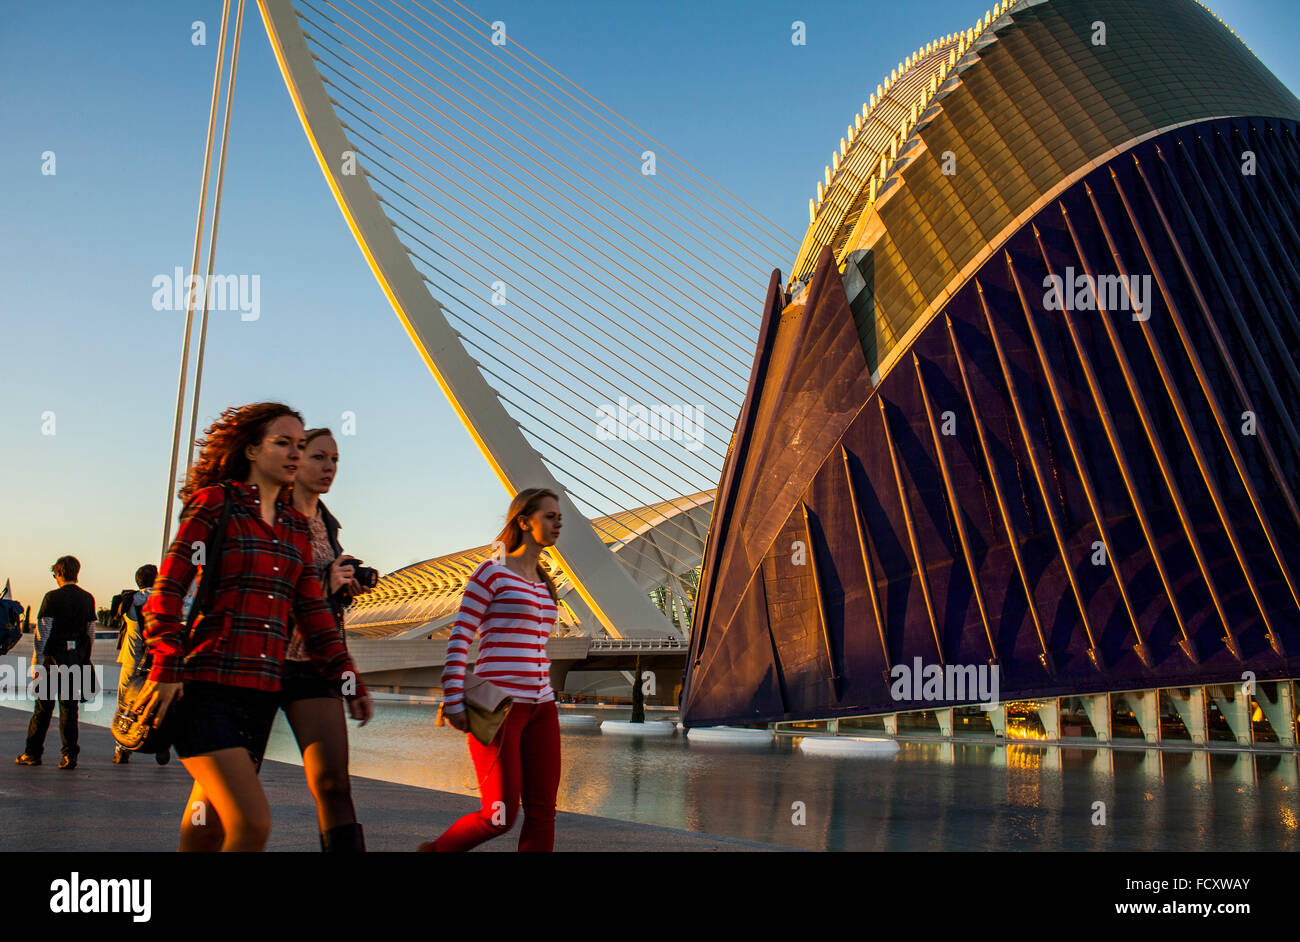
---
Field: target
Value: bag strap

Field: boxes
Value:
[137,484,234,677]
[188,482,234,627]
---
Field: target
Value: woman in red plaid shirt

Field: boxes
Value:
[137,402,372,852]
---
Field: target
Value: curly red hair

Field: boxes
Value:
[179,402,304,503]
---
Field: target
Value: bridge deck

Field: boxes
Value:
[346,637,686,672]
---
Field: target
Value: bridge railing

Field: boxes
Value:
[587,638,688,651]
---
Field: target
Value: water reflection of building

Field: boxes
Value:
[683,0,1300,749]
[673,737,1297,850]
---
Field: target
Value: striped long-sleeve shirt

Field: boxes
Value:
[441,559,558,713]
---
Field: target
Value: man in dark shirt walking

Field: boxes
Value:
[14,556,96,769]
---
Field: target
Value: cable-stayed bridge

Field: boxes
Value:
[251,0,800,639]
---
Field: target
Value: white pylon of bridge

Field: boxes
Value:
[258,0,797,637]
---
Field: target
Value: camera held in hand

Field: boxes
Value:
[344,560,379,589]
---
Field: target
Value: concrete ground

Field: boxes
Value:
[0,709,790,852]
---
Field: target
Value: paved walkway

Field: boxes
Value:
[0,709,788,852]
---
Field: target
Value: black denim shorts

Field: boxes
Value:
[173,681,279,764]
[277,659,344,708]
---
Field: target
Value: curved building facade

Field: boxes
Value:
[682,0,1300,727]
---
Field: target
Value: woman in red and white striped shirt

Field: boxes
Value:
[421,488,562,852]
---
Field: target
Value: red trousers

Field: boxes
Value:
[433,700,560,852]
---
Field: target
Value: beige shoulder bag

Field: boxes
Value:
[462,670,513,745]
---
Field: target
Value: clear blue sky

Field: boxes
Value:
[2,0,1297,609]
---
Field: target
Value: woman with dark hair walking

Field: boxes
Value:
[420,488,563,853]
[280,427,371,851]
[137,402,371,852]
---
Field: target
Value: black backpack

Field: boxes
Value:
[0,618,19,657]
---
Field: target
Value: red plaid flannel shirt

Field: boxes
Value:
[143,480,364,697]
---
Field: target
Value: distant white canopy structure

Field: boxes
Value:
[346,491,713,639]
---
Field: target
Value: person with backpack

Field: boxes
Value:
[0,581,22,656]
[112,564,165,765]
[109,589,134,631]
[0,615,18,656]
[134,402,372,852]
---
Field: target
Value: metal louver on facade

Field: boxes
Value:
[682,0,1300,727]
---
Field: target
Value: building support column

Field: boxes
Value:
[935,707,954,737]
[883,714,898,736]
[1255,680,1296,747]
[1166,686,1207,746]
[1122,689,1160,744]
[1082,693,1111,743]
[1209,684,1252,746]
[1037,699,1060,740]
[985,703,1006,738]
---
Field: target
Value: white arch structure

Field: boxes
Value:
[258,0,722,638]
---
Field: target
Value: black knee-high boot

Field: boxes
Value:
[320,822,366,852]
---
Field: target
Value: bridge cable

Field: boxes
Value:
[301,8,767,353]
[438,0,801,246]
[348,0,795,269]
[315,63,758,380]
[357,149,748,415]
[380,195,741,457]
